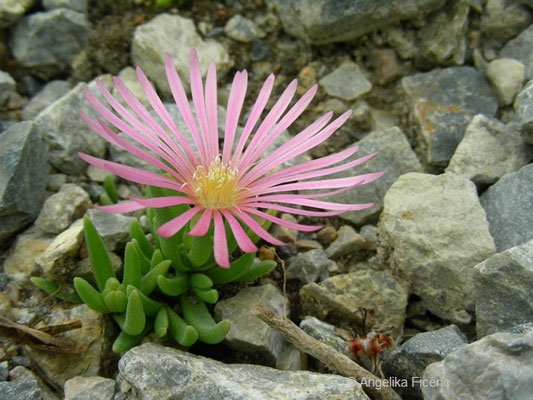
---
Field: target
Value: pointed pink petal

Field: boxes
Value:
[205,61,219,159]
[156,206,201,237]
[232,210,286,246]
[94,201,146,213]
[259,172,383,193]
[129,196,195,208]
[221,210,258,253]
[240,203,349,217]
[188,209,213,236]
[189,50,211,165]
[213,211,230,268]
[222,70,248,164]
[242,207,322,232]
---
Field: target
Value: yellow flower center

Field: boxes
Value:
[190,157,239,209]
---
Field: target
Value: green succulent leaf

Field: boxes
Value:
[104,290,127,313]
[126,285,163,317]
[235,259,277,283]
[193,287,219,304]
[150,249,164,269]
[99,192,113,206]
[102,277,121,296]
[112,319,153,353]
[189,273,213,289]
[131,239,152,275]
[154,307,169,338]
[124,289,146,336]
[167,306,198,347]
[187,234,213,267]
[73,277,109,313]
[180,294,230,344]
[103,174,119,203]
[129,219,154,259]
[123,242,141,289]
[83,216,116,291]
[140,260,171,295]
[157,274,189,296]
[205,252,255,284]
[30,277,82,303]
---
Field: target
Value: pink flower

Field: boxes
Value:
[78,50,382,268]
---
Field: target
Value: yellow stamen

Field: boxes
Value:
[190,157,239,209]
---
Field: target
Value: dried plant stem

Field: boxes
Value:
[251,306,401,400]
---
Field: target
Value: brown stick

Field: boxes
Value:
[251,306,401,400]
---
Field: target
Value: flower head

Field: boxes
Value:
[78,50,382,268]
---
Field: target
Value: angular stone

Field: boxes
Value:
[286,249,331,283]
[4,230,54,280]
[131,14,231,96]
[402,67,498,166]
[0,121,47,242]
[35,184,91,234]
[0,71,16,105]
[382,325,467,399]
[275,345,307,371]
[22,80,70,120]
[64,376,115,400]
[378,173,495,323]
[325,126,422,225]
[0,367,40,400]
[445,115,530,185]
[486,58,526,106]
[319,62,371,101]
[515,79,533,144]
[300,316,351,357]
[214,284,288,365]
[300,270,408,336]
[34,76,110,174]
[480,164,533,251]
[500,24,533,79]
[422,324,533,399]
[43,0,87,13]
[36,218,84,282]
[9,9,90,80]
[415,0,469,68]
[480,0,532,49]
[224,14,263,43]
[8,366,58,400]
[25,305,110,387]
[118,343,369,400]
[326,225,365,259]
[0,0,33,29]
[474,239,533,338]
[85,209,134,252]
[266,0,445,44]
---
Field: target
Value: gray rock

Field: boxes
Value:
[415,0,469,68]
[474,239,533,338]
[402,67,498,166]
[422,324,533,400]
[0,0,33,29]
[43,0,87,13]
[275,345,307,371]
[4,230,54,280]
[214,284,288,365]
[34,76,110,174]
[35,218,84,282]
[325,126,422,225]
[0,71,16,105]
[8,366,59,400]
[118,343,369,400]
[22,80,70,120]
[480,0,532,50]
[0,361,7,381]
[445,115,530,185]
[486,58,526,106]
[326,225,365,259]
[319,62,372,101]
[501,23,533,79]
[266,0,445,44]
[300,316,351,357]
[515,79,533,144]
[86,208,134,252]
[378,173,496,323]
[382,325,468,399]
[224,14,263,43]
[300,270,408,336]
[0,121,47,242]
[480,164,533,251]
[35,184,91,234]
[287,249,331,283]
[0,367,40,400]
[64,376,115,400]
[131,14,232,97]
[47,173,67,191]
[9,9,90,80]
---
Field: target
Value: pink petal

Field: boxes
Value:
[221,210,258,253]
[240,203,350,217]
[232,210,286,246]
[222,70,248,164]
[156,206,201,237]
[129,196,195,208]
[95,201,146,213]
[189,50,211,165]
[205,61,219,160]
[242,207,322,232]
[213,211,230,268]
[188,209,213,236]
